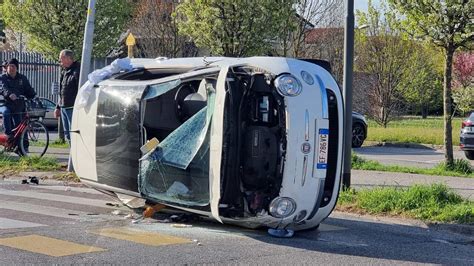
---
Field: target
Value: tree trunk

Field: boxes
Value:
[443,47,454,167]
[421,105,428,119]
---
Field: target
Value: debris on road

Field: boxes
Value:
[111,210,126,216]
[29,176,39,185]
[143,204,166,218]
[106,202,121,207]
[171,224,192,228]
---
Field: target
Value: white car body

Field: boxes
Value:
[71,57,343,231]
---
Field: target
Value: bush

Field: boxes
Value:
[436,159,472,175]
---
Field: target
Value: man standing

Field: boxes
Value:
[0,58,36,139]
[54,49,80,143]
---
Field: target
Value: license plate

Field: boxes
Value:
[463,126,474,133]
[316,128,329,169]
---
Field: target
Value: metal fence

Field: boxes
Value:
[0,51,113,103]
[0,52,60,102]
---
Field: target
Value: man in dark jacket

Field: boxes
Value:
[54,49,80,143]
[0,58,36,138]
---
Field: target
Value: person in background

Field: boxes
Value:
[54,49,80,143]
[0,58,36,139]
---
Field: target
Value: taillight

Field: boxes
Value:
[462,121,472,129]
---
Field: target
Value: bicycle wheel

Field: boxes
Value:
[19,120,49,157]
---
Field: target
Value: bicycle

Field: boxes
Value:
[0,96,49,157]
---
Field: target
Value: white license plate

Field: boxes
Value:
[316,128,329,169]
[463,126,474,133]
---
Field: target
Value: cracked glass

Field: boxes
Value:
[139,79,216,206]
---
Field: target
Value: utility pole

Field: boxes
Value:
[342,0,354,190]
[70,0,96,172]
[79,0,96,87]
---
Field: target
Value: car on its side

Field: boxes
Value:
[71,57,344,232]
[352,111,367,148]
[460,111,474,160]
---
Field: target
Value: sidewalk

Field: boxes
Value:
[352,169,474,200]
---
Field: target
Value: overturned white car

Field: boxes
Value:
[71,57,343,232]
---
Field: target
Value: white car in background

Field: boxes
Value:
[71,57,344,233]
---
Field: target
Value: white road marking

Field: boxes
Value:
[0,217,46,229]
[0,202,121,221]
[30,185,104,195]
[0,188,118,209]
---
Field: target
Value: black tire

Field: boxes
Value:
[352,123,365,148]
[19,120,49,157]
[465,150,474,160]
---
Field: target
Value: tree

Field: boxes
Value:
[176,0,294,57]
[452,52,474,115]
[280,0,344,84]
[398,43,443,118]
[389,0,474,166]
[131,0,196,58]
[275,0,343,58]
[305,27,345,84]
[355,1,412,127]
[2,0,131,59]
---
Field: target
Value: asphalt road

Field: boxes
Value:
[0,179,472,264]
[354,145,474,168]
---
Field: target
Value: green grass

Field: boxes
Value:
[25,139,69,149]
[367,116,464,145]
[352,153,474,178]
[0,153,62,174]
[49,139,70,149]
[337,184,474,224]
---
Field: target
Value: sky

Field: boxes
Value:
[354,0,382,12]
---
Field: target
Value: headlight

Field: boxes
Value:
[269,197,296,218]
[274,74,302,97]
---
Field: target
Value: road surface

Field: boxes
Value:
[0,179,472,264]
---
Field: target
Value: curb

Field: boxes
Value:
[363,141,461,151]
[333,211,474,237]
[2,171,81,184]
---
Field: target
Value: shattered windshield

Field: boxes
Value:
[139,77,217,206]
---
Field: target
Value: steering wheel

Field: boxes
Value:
[174,83,196,122]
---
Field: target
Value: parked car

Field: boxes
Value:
[71,57,344,232]
[460,111,474,160]
[352,111,368,148]
[38,97,58,129]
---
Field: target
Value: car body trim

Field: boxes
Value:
[302,155,308,186]
[307,178,325,220]
[315,74,328,119]
[305,109,310,141]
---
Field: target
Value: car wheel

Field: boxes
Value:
[352,123,365,148]
[465,151,474,160]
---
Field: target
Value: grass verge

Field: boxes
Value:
[352,153,474,178]
[49,139,70,149]
[367,116,464,146]
[0,153,62,174]
[336,184,474,224]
